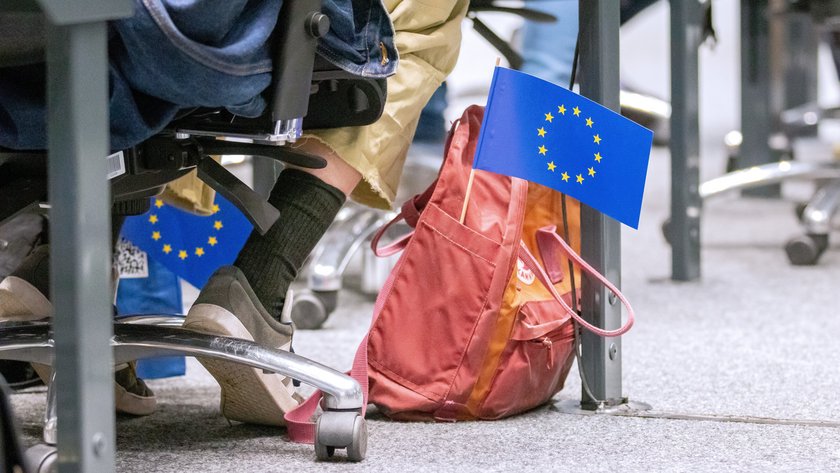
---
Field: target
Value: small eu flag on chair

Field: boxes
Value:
[473,67,654,228]
[121,195,252,288]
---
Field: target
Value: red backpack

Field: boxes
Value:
[287,105,634,437]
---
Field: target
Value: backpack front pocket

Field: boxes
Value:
[368,202,501,404]
[478,300,576,419]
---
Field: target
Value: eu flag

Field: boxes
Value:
[121,195,252,288]
[473,67,653,228]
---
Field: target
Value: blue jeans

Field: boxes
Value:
[0,0,397,151]
[519,0,662,87]
[520,1,579,88]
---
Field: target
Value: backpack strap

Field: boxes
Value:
[518,226,635,338]
[285,250,398,443]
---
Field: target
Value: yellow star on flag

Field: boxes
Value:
[154,199,164,209]
[212,204,220,214]
[537,127,546,137]
[195,247,205,257]
[148,214,158,224]
[544,112,554,122]
[547,161,556,172]
[208,236,218,246]
[538,145,548,156]
[163,244,172,254]
[588,167,596,177]
[558,105,566,115]
[561,172,570,182]
[576,174,584,184]
[151,231,161,241]
[178,250,188,260]
[573,106,581,117]
[586,117,594,128]
[593,134,602,144]
[214,220,223,230]
[594,152,603,163]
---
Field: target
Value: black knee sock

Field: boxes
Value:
[235,169,346,319]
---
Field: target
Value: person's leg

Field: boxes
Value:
[233,140,360,319]
[184,0,470,427]
[520,0,579,88]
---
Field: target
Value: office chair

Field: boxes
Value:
[663,0,840,265]
[0,0,386,467]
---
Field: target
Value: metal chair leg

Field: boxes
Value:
[43,369,56,445]
[785,180,840,265]
[0,321,364,412]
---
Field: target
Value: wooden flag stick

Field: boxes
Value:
[460,58,501,225]
[459,169,476,224]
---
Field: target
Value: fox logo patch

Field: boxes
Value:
[516,258,535,285]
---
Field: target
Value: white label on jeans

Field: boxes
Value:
[106,151,126,180]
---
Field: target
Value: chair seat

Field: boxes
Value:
[0,13,44,68]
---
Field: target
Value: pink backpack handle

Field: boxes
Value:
[519,225,634,338]
[370,212,413,257]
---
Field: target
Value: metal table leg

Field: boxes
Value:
[46,21,116,472]
[669,0,703,282]
[740,0,780,197]
[576,0,628,410]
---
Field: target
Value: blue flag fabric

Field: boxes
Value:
[121,195,252,288]
[473,68,653,228]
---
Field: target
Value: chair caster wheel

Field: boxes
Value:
[315,410,367,462]
[661,218,672,246]
[25,444,57,473]
[290,290,337,330]
[785,234,828,266]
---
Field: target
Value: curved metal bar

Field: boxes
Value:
[801,181,840,234]
[700,161,840,199]
[111,324,362,410]
[307,203,394,292]
[0,323,363,410]
[0,324,54,364]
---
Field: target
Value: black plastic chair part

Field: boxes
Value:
[0,1,388,235]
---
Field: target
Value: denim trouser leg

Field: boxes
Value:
[519,0,579,89]
[0,0,397,151]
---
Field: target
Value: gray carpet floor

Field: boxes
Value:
[9,142,840,472]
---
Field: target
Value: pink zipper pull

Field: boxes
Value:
[542,337,554,370]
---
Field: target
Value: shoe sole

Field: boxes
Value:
[184,303,300,426]
[0,277,51,320]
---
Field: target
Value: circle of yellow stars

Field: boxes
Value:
[148,199,223,261]
[538,103,603,186]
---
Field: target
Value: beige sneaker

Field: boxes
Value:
[183,266,302,426]
[0,246,156,416]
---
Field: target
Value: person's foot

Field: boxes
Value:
[183,265,302,426]
[0,245,51,322]
[0,245,157,415]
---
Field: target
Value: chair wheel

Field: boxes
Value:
[25,444,57,473]
[661,218,672,246]
[315,410,367,462]
[785,234,828,266]
[290,290,337,330]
